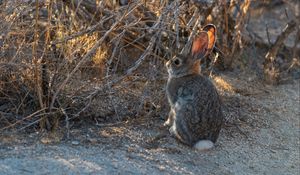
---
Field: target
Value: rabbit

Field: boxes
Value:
[164,24,224,151]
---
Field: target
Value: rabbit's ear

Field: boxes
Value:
[191,32,209,59]
[202,24,216,55]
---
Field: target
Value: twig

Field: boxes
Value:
[264,20,297,84]
[230,0,251,56]
[174,0,180,49]
[0,108,47,131]
[292,28,300,59]
[265,23,271,46]
[32,0,45,111]
[265,20,297,62]
[284,8,289,20]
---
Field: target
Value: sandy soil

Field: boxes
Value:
[0,72,299,175]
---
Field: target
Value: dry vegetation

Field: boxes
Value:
[0,0,299,134]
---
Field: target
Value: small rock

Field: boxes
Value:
[71,141,80,145]
[87,138,97,144]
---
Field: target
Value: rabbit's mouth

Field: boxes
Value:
[167,68,174,76]
[167,68,189,78]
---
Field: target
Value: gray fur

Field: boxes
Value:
[165,40,224,148]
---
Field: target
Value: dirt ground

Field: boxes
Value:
[0,71,299,175]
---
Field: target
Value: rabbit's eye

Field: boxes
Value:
[174,59,181,66]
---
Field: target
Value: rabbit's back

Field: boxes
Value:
[166,74,223,144]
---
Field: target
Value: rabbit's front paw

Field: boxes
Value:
[164,110,174,127]
[163,118,171,127]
